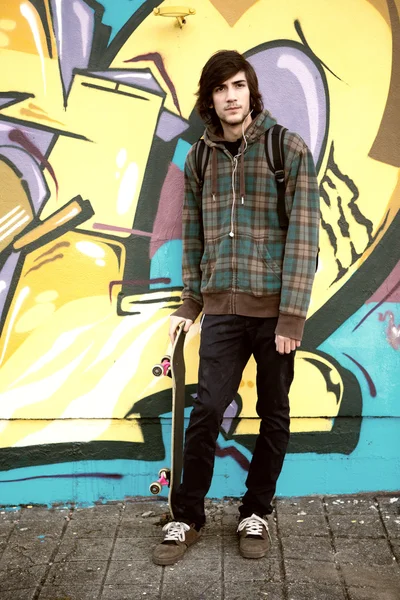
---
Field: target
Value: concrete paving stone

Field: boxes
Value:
[162,560,221,600]
[122,501,167,519]
[224,581,284,600]
[348,586,400,600]
[275,497,325,515]
[105,560,162,586]
[46,559,107,587]
[38,584,101,599]
[382,514,400,538]
[324,496,379,515]
[376,496,400,516]
[102,585,160,600]
[0,509,21,522]
[113,537,161,561]
[63,518,118,540]
[180,539,222,567]
[161,582,221,600]
[0,537,58,568]
[281,535,334,562]
[284,558,341,586]
[277,514,329,537]
[203,521,225,536]
[117,521,163,538]
[286,583,346,600]
[0,564,46,591]
[392,541,400,561]
[341,563,400,591]
[223,534,281,560]
[0,589,36,600]
[223,556,281,583]
[54,536,114,562]
[328,514,385,538]
[19,507,69,523]
[334,537,394,565]
[0,522,17,539]
[11,520,64,540]
[72,505,122,522]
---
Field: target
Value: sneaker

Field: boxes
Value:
[237,513,271,559]
[152,521,201,565]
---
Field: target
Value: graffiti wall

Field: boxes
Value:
[0,0,398,506]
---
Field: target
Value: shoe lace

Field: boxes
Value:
[162,521,190,542]
[237,513,271,541]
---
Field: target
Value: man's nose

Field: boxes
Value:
[226,86,237,101]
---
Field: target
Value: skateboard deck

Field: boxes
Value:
[150,325,186,519]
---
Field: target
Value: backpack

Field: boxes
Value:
[194,123,289,230]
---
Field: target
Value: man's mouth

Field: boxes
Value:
[226,106,240,111]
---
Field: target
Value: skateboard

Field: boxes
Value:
[149,325,186,518]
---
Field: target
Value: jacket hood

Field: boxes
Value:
[201,110,278,206]
[203,109,277,147]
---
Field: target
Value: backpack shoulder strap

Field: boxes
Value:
[265,124,288,230]
[194,138,211,191]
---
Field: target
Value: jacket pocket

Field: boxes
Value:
[200,236,232,293]
[236,234,284,297]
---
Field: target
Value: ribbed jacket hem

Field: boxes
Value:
[202,291,280,317]
[173,293,306,341]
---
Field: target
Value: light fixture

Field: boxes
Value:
[153,6,196,28]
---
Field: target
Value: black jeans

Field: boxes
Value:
[172,315,294,528]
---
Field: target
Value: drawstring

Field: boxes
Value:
[211,147,217,201]
[239,144,245,204]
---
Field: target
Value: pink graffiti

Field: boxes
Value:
[378,311,400,350]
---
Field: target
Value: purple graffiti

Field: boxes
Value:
[8,129,57,199]
[353,278,400,332]
[221,400,239,435]
[215,443,250,472]
[50,0,94,104]
[150,163,184,258]
[342,353,377,397]
[0,121,54,161]
[248,45,327,165]
[156,110,189,142]
[124,53,182,116]
[88,70,164,95]
[0,252,20,321]
[92,223,152,237]
[0,473,123,484]
[378,311,400,351]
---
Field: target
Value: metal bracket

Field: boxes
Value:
[153,6,196,28]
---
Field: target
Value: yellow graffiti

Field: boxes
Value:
[0,0,398,453]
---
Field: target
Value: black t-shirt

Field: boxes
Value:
[223,139,242,157]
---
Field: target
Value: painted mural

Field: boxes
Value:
[0,0,398,506]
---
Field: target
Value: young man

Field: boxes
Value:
[152,50,320,565]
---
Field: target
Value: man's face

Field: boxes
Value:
[211,70,251,128]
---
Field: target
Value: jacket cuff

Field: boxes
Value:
[172,298,203,322]
[275,313,305,341]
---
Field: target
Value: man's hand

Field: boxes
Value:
[169,315,193,344]
[275,335,301,355]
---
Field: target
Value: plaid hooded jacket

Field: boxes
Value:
[174,110,320,341]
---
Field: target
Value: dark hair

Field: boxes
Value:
[195,50,263,129]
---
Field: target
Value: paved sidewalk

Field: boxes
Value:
[0,493,399,600]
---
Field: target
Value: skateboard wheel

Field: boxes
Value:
[152,364,163,377]
[158,467,170,478]
[149,482,162,495]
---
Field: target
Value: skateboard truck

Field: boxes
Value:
[152,355,172,378]
[149,468,171,495]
